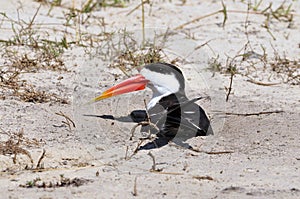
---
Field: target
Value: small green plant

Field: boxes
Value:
[208,55,222,74]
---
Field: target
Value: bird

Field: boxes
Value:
[92,62,213,148]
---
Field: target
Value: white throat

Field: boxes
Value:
[147,91,172,109]
[140,67,181,110]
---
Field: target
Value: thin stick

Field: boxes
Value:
[226,72,234,102]
[143,99,150,122]
[36,149,46,168]
[126,0,149,16]
[55,111,76,132]
[194,39,213,50]
[28,4,41,29]
[175,8,298,30]
[133,140,144,154]
[132,177,138,196]
[193,175,214,181]
[147,152,157,171]
[225,110,284,116]
[125,146,129,160]
[175,10,222,30]
[190,148,234,154]
[247,78,281,86]
[203,151,234,155]
[141,0,145,46]
[126,139,145,160]
[221,0,228,27]
[149,171,183,175]
[55,112,75,127]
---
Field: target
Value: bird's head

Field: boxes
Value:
[91,63,185,102]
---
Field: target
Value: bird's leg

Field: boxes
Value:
[129,99,159,140]
[130,121,157,140]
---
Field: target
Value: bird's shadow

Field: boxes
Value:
[83,111,190,150]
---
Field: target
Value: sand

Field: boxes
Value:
[0,0,299,198]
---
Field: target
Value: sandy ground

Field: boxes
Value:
[0,0,299,198]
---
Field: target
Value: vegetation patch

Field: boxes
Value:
[0,7,69,103]
[19,175,93,188]
[0,128,41,164]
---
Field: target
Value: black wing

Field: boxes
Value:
[149,94,213,138]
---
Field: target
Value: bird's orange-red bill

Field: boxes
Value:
[92,74,149,102]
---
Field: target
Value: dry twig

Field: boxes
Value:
[148,152,156,171]
[226,71,234,102]
[132,177,138,196]
[193,175,214,181]
[130,121,159,140]
[225,110,284,116]
[247,78,281,86]
[190,147,234,155]
[0,128,40,164]
[36,149,46,169]
[148,152,162,172]
[55,111,76,132]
